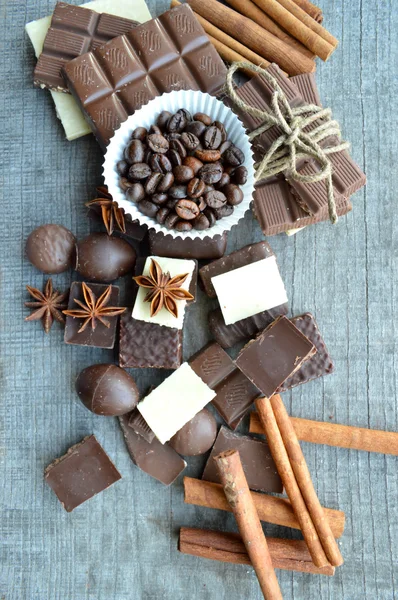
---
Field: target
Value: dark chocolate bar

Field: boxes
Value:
[63,5,227,148]
[189,342,235,389]
[148,231,227,260]
[34,2,139,93]
[202,426,282,493]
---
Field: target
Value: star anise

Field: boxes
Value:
[63,282,126,333]
[25,278,69,334]
[133,259,194,319]
[85,195,126,236]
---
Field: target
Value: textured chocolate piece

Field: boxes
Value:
[135,256,198,304]
[119,414,186,485]
[235,316,316,397]
[119,311,182,369]
[199,241,274,298]
[45,435,121,512]
[64,282,121,349]
[189,342,235,388]
[277,313,334,392]
[128,409,155,444]
[289,73,321,106]
[148,231,228,260]
[169,408,217,456]
[63,5,227,148]
[34,2,139,93]
[25,224,76,274]
[208,303,289,349]
[202,427,282,493]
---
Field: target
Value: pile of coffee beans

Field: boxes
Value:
[117,109,248,232]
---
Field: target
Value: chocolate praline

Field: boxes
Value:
[76,233,136,282]
[25,224,76,274]
[76,364,139,416]
[169,408,217,456]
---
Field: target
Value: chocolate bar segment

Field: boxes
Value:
[189,342,235,389]
[235,316,316,397]
[128,409,155,444]
[289,73,321,106]
[148,231,227,260]
[34,2,139,93]
[63,5,227,147]
[202,426,282,493]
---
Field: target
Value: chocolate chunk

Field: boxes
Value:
[189,342,235,389]
[128,409,155,444]
[26,224,76,274]
[75,233,136,282]
[148,231,227,260]
[169,408,217,456]
[45,435,121,512]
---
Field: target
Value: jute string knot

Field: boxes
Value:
[225,62,350,224]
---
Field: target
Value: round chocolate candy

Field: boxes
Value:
[26,224,76,274]
[76,364,139,416]
[169,408,217,456]
[75,233,136,282]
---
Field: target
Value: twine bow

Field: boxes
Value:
[226,62,350,224]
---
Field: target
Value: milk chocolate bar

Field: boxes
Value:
[148,231,227,260]
[289,73,321,106]
[63,5,227,148]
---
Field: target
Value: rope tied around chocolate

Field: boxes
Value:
[225,62,350,224]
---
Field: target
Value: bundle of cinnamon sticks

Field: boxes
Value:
[170,0,338,76]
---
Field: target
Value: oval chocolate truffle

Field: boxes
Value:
[76,233,136,281]
[26,224,76,274]
[169,408,217,456]
[76,364,139,416]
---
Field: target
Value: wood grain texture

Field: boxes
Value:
[0,0,397,599]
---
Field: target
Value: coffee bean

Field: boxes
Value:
[169,184,187,199]
[219,140,232,155]
[173,165,194,183]
[128,163,152,180]
[165,212,180,229]
[156,207,170,224]
[214,204,234,219]
[203,184,215,194]
[212,121,227,142]
[193,112,212,126]
[168,149,182,167]
[167,132,181,141]
[126,182,145,203]
[124,139,145,164]
[183,156,203,175]
[137,199,158,218]
[166,198,179,209]
[156,111,172,130]
[215,172,231,189]
[203,125,222,150]
[145,172,162,195]
[152,193,169,206]
[147,134,169,154]
[186,120,207,138]
[195,149,221,163]
[150,125,162,136]
[195,196,207,212]
[131,127,147,141]
[175,199,200,220]
[175,220,193,232]
[224,145,245,167]
[150,153,172,174]
[187,178,205,198]
[181,132,200,151]
[119,177,135,192]
[232,166,248,185]
[204,190,227,209]
[204,207,216,227]
[116,160,129,176]
[193,213,210,230]
[177,108,192,122]
[224,183,244,205]
[144,149,153,164]
[170,138,187,158]
[168,112,187,133]
[157,172,174,192]
[224,166,236,176]
[199,163,223,184]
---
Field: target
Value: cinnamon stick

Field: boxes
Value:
[250,412,398,456]
[186,0,315,75]
[276,0,335,45]
[250,0,336,60]
[180,528,336,576]
[291,0,323,23]
[255,397,329,568]
[214,450,283,600]
[269,395,344,567]
[183,477,346,538]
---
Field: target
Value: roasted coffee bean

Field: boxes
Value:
[147,134,169,154]
[175,220,193,232]
[224,145,245,166]
[193,213,210,230]
[150,125,162,136]
[175,199,200,220]
[165,212,180,229]
[187,178,205,198]
[224,165,236,176]
[195,149,221,163]
[224,183,244,205]
[125,182,145,203]
[183,156,203,175]
[213,121,227,142]
[203,184,215,194]
[150,153,172,174]
[203,125,222,150]
[168,149,182,167]
[204,207,216,227]
[145,172,162,195]
[128,163,152,180]
[181,132,200,150]
[157,172,174,192]
[215,172,231,189]
[137,199,158,218]
[186,120,207,138]
[204,190,227,209]
[124,139,145,164]
[119,177,135,192]
[156,111,173,130]
[166,198,179,209]
[168,111,187,133]
[173,165,194,183]
[131,127,147,141]
[193,112,212,126]
[214,204,234,219]
[219,140,232,155]
[156,207,170,224]
[169,184,187,199]
[170,138,187,158]
[144,149,153,164]
[177,108,192,122]
[152,193,169,205]
[232,165,248,185]
[195,196,207,212]
[167,132,181,141]
[199,163,223,184]
[116,160,129,176]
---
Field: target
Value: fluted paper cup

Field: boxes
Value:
[103,90,255,240]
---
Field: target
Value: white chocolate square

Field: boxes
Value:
[211,256,288,325]
[137,363,216,444]
[25,0,152,141]
[132,256,196,330]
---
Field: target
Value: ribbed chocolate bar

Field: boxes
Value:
[128,409,155,444]
[290,73,321,106]
[34,2,139,93]
[148,231,227,260]
[63,5,227,148]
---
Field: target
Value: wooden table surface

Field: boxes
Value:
[1,0,397,598]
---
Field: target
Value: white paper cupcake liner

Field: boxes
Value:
[103,90,255,240]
